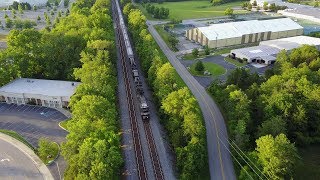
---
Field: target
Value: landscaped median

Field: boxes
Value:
[224,56,247,67]
[189,61,226,77]
[37,138,60,165]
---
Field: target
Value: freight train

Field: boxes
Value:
[115,0,150,121]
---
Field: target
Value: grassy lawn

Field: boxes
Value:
[154,25,178,52]
[139,1,247,20]
[224,57,247,67]
[294,145,320,180]
[59,119,70,131]
[0,129,35,151]
[190,62,225,76]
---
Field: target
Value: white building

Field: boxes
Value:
[250,0,282,6]
[278,8,320,24]
[0,0,48,7]
[186,18,303,48]
[230,36,320,65]
[0,78,80,108]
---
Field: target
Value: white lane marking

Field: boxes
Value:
[1,158,10,162]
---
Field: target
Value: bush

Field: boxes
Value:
[37,138,59,164]
[192,48,199,57]
[195,61,204,72]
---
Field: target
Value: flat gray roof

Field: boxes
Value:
[0,78,81,97]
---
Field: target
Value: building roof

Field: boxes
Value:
[197,18,303,40]
[231,36,320,60]
[231,45,280,59]
[0,78,81,97]
[279,7,320,18]
[260,36,320,50]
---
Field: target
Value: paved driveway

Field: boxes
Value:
[0,103,68,180]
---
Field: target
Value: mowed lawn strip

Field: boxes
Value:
[190,62,225,76]
[139,1,247,20]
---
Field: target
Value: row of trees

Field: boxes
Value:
[144,3,169,19]
[123,2,208,179]
[57,0,123,179]
[208,45,320,179]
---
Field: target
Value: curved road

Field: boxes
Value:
[0,133,53,180]
[147,22,236,180]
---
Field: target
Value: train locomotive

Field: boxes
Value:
[115,0,150,121]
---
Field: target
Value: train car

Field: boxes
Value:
[139,95,150,120]
[115,0,150,121]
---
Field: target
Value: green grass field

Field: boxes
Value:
[190,61,225,76]
[294,145,320,179]
[140,1,247,20]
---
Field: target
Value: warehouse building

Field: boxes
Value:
[230,36,320,65]
[0,78,80,108]
[186,18,303,48]
[278,7,320,24]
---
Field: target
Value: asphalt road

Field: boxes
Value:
[0,138,44,180]
[147,22,236,180]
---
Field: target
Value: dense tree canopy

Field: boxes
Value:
[209,44,320,178]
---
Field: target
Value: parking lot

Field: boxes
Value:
[0,103,68,180]
[0,103,68,147]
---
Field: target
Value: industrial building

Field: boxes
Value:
[230,36,320,65]
[186,18,303,48]
[0,78,80,108]
[278,7,320,24]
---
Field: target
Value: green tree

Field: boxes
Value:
[18,4,23,14]
[253,0,257,6]
[195,60,204,72]
[168,35,178,50]
[38,138,58,163]
[224,7,234,16]
[258,116,287,137]
[192,48,199,57]
[33,5,37,11]
[204,45,210,55]
[263,2,269,10]
[37,15,41,21]
[255,134,298,179]
[5,18,13,28]
[248,3,253,11]
[64,0,70,8]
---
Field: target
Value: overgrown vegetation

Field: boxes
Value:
[123,2,209,179]
[208,45,320,179]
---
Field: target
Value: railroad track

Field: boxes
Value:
[112,0,165,179]
[113,4,147,180]
[144,122,165,180]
